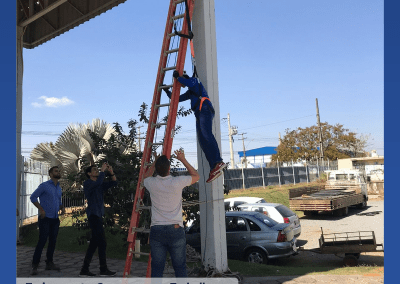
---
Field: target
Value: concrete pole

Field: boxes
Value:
[227,113,235,169]
[192,0,228,272]
[305,160,309,184]
[277,158,281,187]
[16,24,24,243]
[292,159,296,185]
[316,98,324,163]
[240,133,247,168]
[137,125,142,152]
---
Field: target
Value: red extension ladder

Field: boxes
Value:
[123,0,195,278]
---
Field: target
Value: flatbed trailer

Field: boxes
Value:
[299,228,384,266]
[289,187,366,216]
[289,170,368,216]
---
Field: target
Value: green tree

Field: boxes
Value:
[272,122,368,162]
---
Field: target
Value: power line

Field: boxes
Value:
[239,115,314,131]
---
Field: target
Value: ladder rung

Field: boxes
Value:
[172,13,185,21]
[151,142,164,146]
[163,66,177,72]
[131,227,151,234]
[155,103,171,108]
[168,30,182,37]
[144,162,152,167]
[131,251,150,256]
[175,0,185,4]
[137,205,151,210]
[153,122,167,127]
[158,84,173,90]
[165,48,179,55]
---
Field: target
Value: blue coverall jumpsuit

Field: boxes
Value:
[164,76,223,169]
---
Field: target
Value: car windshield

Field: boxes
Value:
[256,199,267,203]
[275,205,295,217]
[252,213,278,227]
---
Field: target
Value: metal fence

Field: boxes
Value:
[18,157,50,225]
[223,162,337,191]
[18,157,85,227]
[176,161,337,191]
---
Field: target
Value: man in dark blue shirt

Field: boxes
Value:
[163,70,228,183]
[79,162,118,277]
[30,166,65,275]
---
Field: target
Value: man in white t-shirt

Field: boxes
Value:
[143,149,199,278]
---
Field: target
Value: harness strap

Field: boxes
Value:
[199,97,211,111]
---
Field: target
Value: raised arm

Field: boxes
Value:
[174,149,199,185]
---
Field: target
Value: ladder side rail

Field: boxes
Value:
[162,0,195,157]
[123,0,179,277]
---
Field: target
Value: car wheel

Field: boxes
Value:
[245,248,268,264]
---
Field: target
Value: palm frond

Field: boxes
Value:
[30,142,62,168]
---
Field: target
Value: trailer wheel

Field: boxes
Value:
[345,253,360,259]
[343,255,358,267]
[356,200,367,209]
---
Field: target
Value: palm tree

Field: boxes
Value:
[31,118,117,177]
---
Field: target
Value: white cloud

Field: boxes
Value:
[31,102,42,108]
[35,96,75,108]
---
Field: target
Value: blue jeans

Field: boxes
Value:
[196,105,222,169]
[82,215,108,271]
[32,217,60,265]
[149,225,187,278]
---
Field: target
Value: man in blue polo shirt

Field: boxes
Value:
[79,162,118,277]
[30,165,65,275]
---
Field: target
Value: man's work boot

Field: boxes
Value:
[31,263,38,275]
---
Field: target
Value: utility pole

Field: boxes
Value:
[316,98,324,164]
[227,113,237,169]
[137,126,145,152]
[239,133,247,168]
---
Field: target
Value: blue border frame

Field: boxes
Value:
[384,0,398,282]
[2,1,17,283]
[6,0,390,282]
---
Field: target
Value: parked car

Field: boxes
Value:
[237,203,301,237]
[224,196,267,211]
[185,211,298,264]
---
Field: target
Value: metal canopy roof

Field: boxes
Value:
[238,146,278,158]
[17,0,128,49]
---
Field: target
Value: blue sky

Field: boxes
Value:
[21,0,384,167]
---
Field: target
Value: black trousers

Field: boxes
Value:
[32,217,60,265]
[82,215,108,271]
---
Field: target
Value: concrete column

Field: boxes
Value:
[16,25,24,243]
[192,0,228,272]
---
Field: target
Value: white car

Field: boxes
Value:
[224,197,267,211]
[237,203,301,238]
[186,197,267,227]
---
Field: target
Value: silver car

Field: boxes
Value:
[237,203,301,238]
[185,211,298,264]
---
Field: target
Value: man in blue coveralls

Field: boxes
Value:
[30,165,65,275]
[163,70,228,183]
[79,162,118,277]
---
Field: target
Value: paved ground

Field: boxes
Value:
[17,245,383,283]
